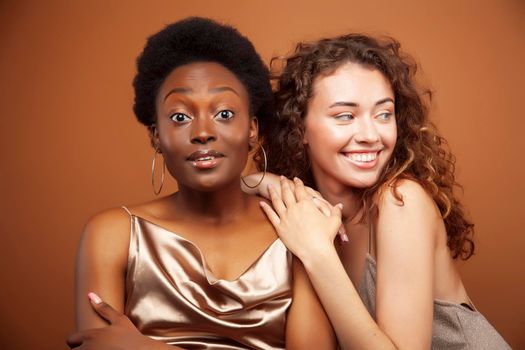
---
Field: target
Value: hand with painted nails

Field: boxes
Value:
[244,172,346,234]
[259,177,344,261]
[242,172,322,202]
[67,293,172,350]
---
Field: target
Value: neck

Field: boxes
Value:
[173,180,250,224]
[311,169,361,224]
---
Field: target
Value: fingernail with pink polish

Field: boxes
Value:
[88,292,103,304]
[340,233,349,243]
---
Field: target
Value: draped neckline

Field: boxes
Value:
[131,214,283,284]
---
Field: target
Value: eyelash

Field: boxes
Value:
[170,112,191,123]
[335,114,354,121]
[215,110,234,120]
[169,109,235,124]
[334,112,394,122]
[377,112,393,121]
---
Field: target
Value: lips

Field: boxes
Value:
[342,150,382,168]
[346,151,378,162]
[187,150,224,169]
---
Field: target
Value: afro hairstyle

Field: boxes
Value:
[132,17,274,133]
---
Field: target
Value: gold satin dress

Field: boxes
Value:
[122,208,293,349]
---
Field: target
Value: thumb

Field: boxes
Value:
[331,204,349,243]
[88,292,121,324]
[331,203,343,220]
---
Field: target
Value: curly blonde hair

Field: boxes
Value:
[263,34,474,259]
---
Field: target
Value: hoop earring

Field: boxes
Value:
[241,145,267,189]
[151,148,165,195]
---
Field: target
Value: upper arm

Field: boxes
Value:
[75,208,131,330]
[286,257,337,350]
[375,180,440,348]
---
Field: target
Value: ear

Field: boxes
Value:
[149,124,161,151]
[248,117,259,149]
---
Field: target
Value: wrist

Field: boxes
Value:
[297,241,338,272]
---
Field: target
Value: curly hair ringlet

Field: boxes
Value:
[264,33,474,260]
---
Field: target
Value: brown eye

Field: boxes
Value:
[215,110,234,120]
[170,113,191,123]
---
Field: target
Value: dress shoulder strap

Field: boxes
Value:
[121,205,133,218]
[367,220,375,256]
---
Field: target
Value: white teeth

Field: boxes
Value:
[196,156,214,161]
[347,152,377,162]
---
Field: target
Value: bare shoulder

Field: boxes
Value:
[375,179,441,250]
[80,207,132,261]
[377,179,439,215]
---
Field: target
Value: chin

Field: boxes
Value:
[346,175,381,189]
[188,176,239,192]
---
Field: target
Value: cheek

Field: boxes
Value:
[378,122,397,150]
[305,118,335,144]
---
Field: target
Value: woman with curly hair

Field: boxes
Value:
[251,34,510,349]
[67,17,336,350]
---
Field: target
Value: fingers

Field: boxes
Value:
[87,292,121,325]
[280,176,297,207]
[305,187,322,199]
[338,225,349,243]
[259,201,281,226]
[67,329,96,348]
[313,197,332,217]
[268,184,287,216]
[292,177,310,201]
[330,204,349,243]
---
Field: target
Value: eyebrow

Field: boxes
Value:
[209,86,240,96]
[329,97,395,108]
[163,86,240,101]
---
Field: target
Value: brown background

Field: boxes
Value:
[1,0,524,349]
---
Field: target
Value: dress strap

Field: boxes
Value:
[367,220,375,256]
[121,205,133,218]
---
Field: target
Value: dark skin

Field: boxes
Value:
[69,62,336,349]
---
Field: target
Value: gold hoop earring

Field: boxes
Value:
[241,145,267,189]
[151,148,165,195]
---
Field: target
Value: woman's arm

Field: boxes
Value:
[73,208,182,349]
[373,180,436,348]
[260,178,437,349]
[75,208,130,329]
[68,293,180,350]
[286,257,338,349]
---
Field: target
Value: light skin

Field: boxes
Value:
[69,62,336,349]
[257,62,472,349]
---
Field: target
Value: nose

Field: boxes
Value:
[191,118,216,144]
[354,117,380,143]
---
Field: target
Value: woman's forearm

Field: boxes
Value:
[300,247,397,350]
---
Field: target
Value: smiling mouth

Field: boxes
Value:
[344,151,379,163]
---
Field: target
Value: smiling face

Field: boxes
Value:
[153,62,257,192]
[303,62,397,191]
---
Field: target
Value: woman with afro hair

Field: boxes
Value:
[67,17,336,350]
[252,34,510,349]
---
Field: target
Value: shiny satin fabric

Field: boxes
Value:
[358,254,511,349]
[124,214,293,350]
